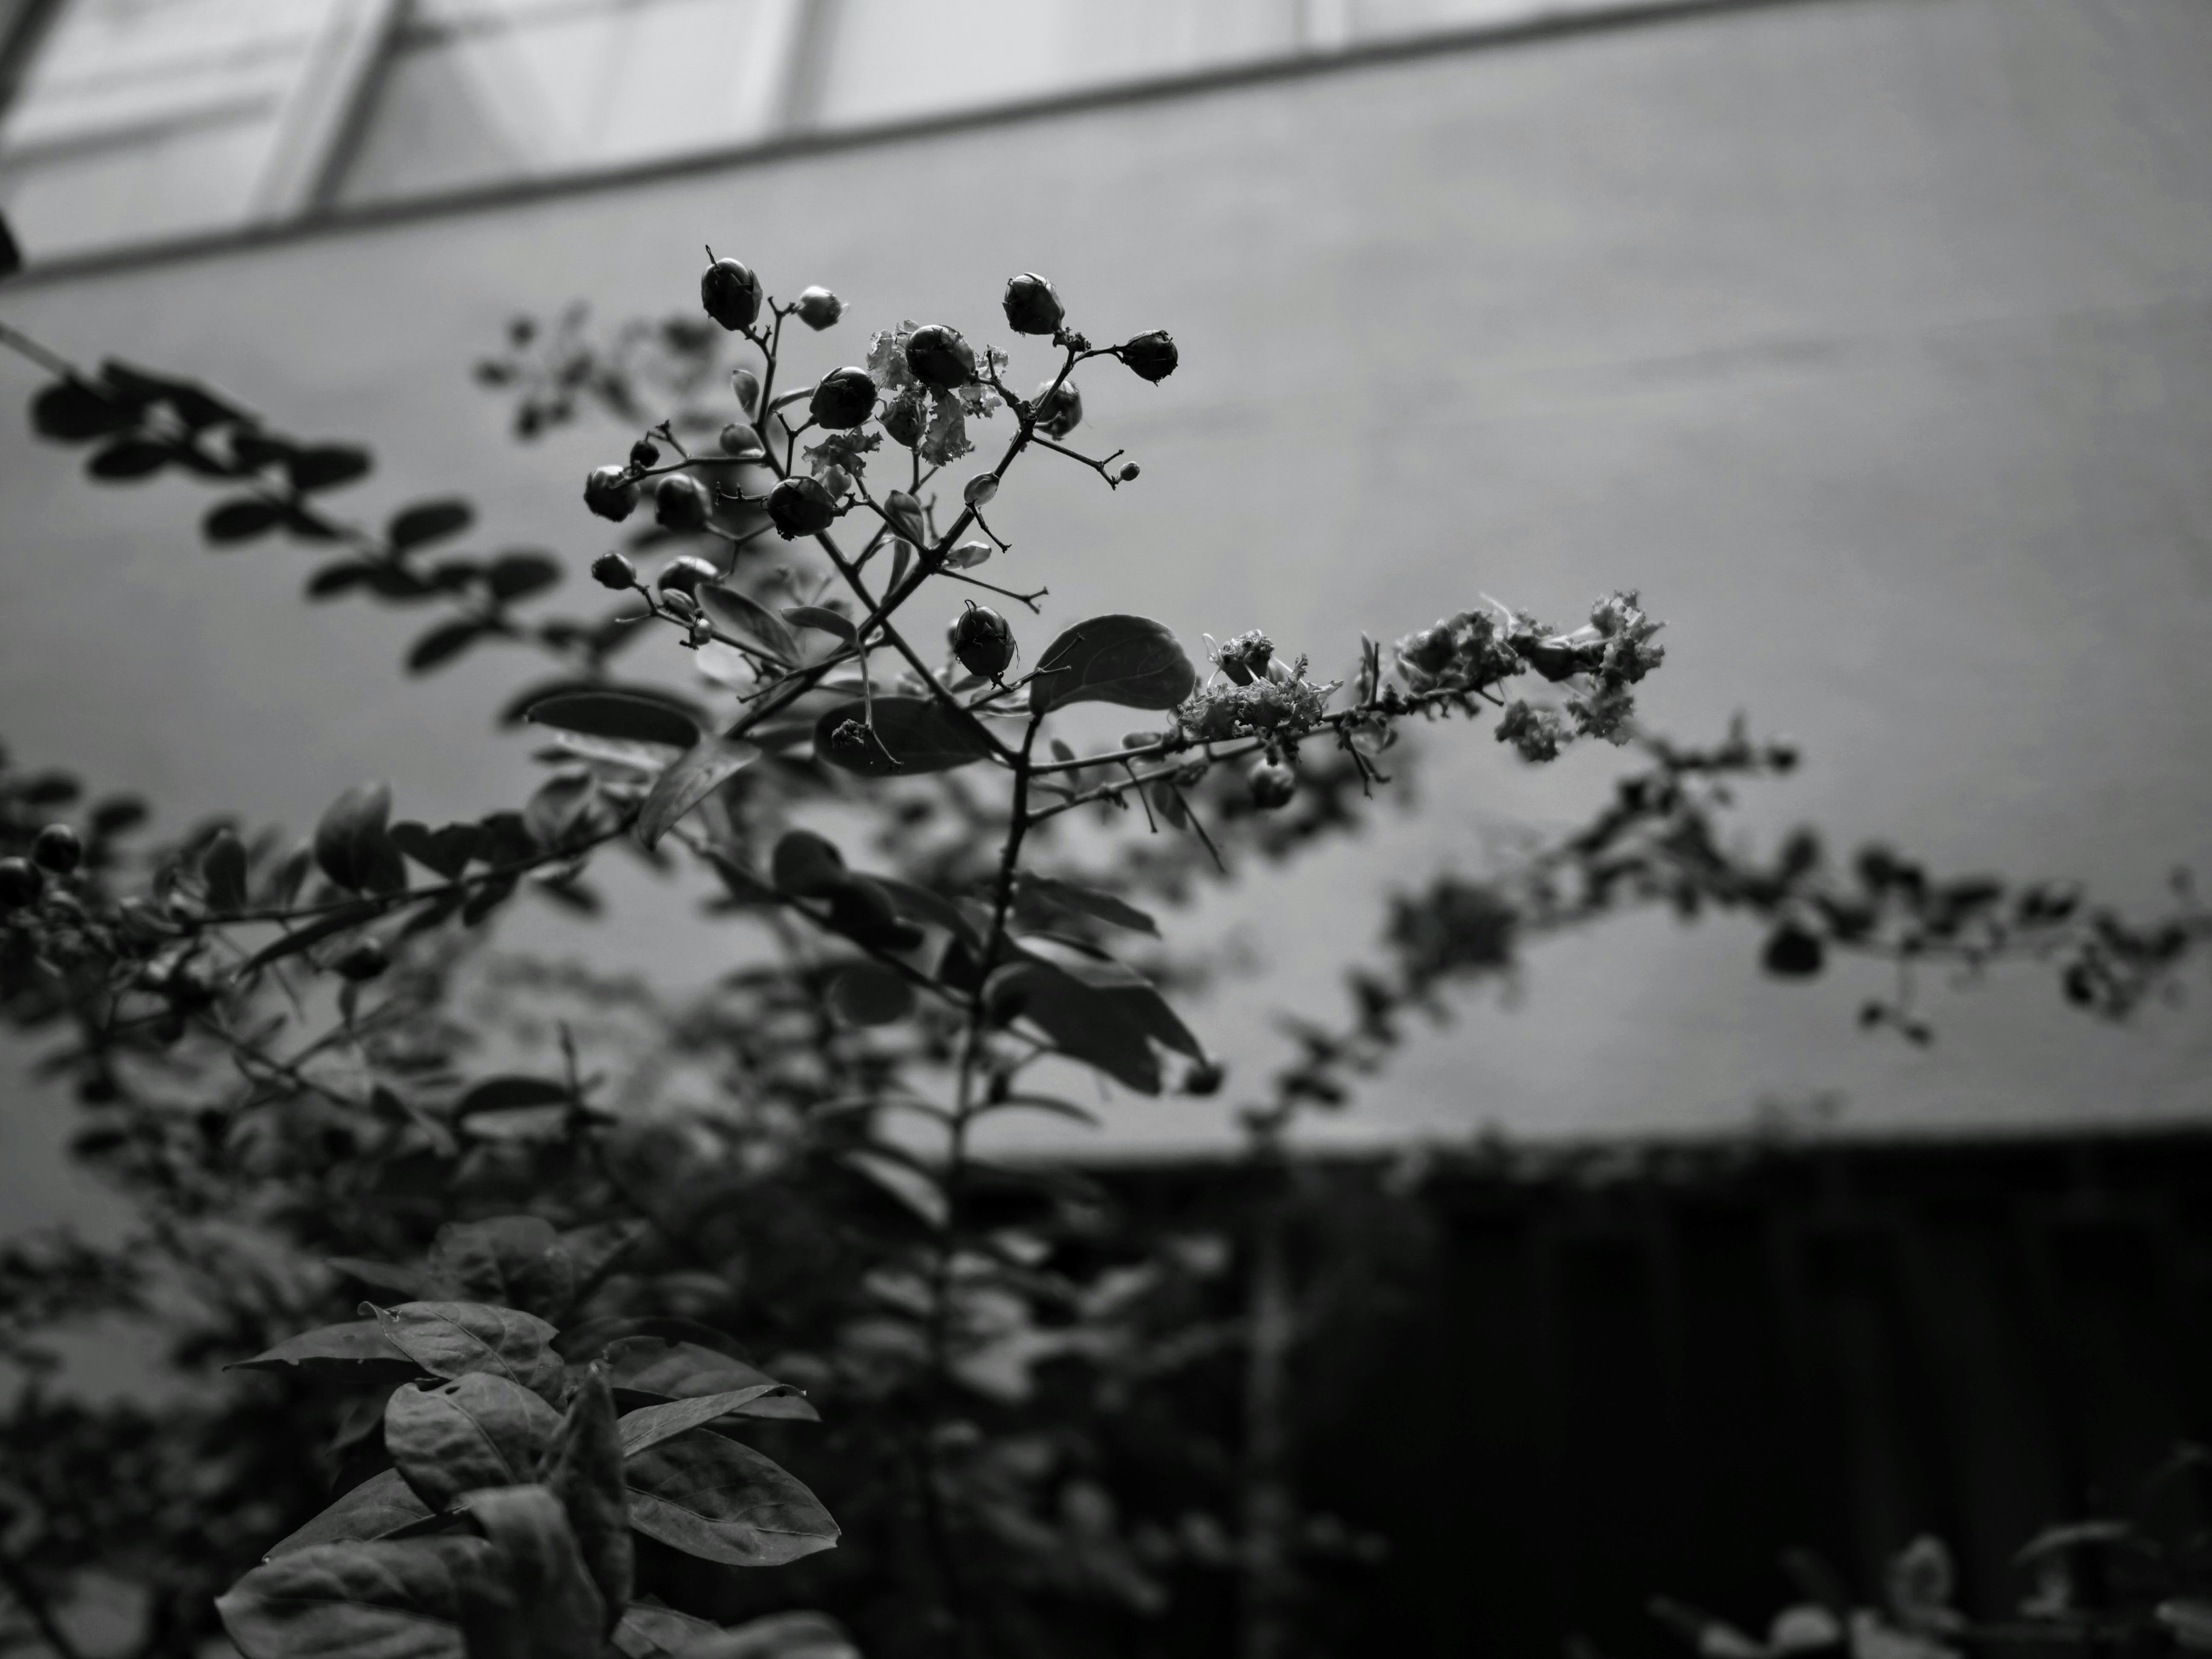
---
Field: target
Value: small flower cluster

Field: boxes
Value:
[1392,607,1522,695]
[865,320,1005,465]
[1177,652,1335,743]
[1494,700,1568,763]
[1210,630,1275,686]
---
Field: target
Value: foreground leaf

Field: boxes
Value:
[636,737,760,850]
[218,1537,493,1659]
[1030,615,1195,713]
[624,1429,840,1566]
[231,1319,419,1381]
[543,1369,632,1628]
[813,696,993,777]
[452,1487,603,1659]
[385,1376,560,1510]
[599,1338,817,1422]
[368,1302,567,1400]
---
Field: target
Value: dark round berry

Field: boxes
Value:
[905,324,976,392]
[768,476,839,539]
[881,390,926,448]
[1762,924,1825,979]
[949,604,1015,680]
[1032,378,1082,439]
[700,256,762,331]
[809,366,878,431]
[0,856,43,910]
[628,437,660,470]
[1118,462,1141,483]
[1248,760,1296,811]
[1183,1058,1227,1097]
[584,465,637,523]
[719,423,764,458]
[332,937,389,982]
[32,823,81,874]
[795,286,844,330]
[656,554,720,596]
[654,473,711,532]
[590,550,638,590]
[1119,330,1179,383]
[1002,272,1064,336]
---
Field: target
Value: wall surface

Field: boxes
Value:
[2,0,2210,1196]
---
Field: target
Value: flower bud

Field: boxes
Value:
[946,540,993,570]
[1118,463,1141,482]
[795,286,844,329]
[628,437,660,470]
[1032,378,1082,438]
[731,368,761,416]
[881,389,926,448]
[884,490,926,543]
[700,256,762,331]
[584,465,638,522]
[719,423,764,458]
[1248,760,1296,810]
[0,855,42,910]
[656,554,719,596]
[768,476,839,539]
[590,550,637,590]
[949,604,1015,680]
[333,937,390,982]
[906,324,976,392]
[654,473,710,532]
[32,823,81,874]
[1214,631,1273,687]
[809,366,877,431]
[660,589,700,624]
[963,474,999,507]
[1119,330,1178,383]
[1002,272,1064,335]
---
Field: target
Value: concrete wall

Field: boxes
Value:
[2,0,2209,1193]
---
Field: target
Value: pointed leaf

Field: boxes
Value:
[781,605,856,643]
[266,1470,434,1560]
[699,586,801,665]
[1029,615,1195,713]
[236,904,380,976]
[385,1376,560,1511]
[1014,874,1157,936]
[407,620,486,675]
[231,1319,420,1381]
[204,497,283,544]
[985,960,1162,1093]
[452,1487,603,1659]
[486,552,560,603]
[599,1338,817,1423]
[218,1537,493,1659]
[813,696,992,777]
[523,692,698,752]
[617,1387,810,1457]
[637,738,760,850]
[368,1302,566,1400]
[623,1429,839,1566]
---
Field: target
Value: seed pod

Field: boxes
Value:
[881,389,926,448]
[730,368,761,416]
[590,550,637,590]
[1248,760,1296,811]
[628,438,660,470]
[718,423,764,458]
[1119,330,1179,383]
[963,474,998,507]
[700,256,762,331]
[945,540,993,570]
[656,554,719,596]
[768,476,839,539]
[654,473,710,532]
[32,823,81,874]
[660,589,700,624]
[333,937,390,982]
[582,465,637,523]
[795,286,844,329]
[1032,378,1082,439]
[1118,463,1141,482]
[0,856,42,910]
[809,366,877,431]
[949,604,1015,680]
[1002,272,1064,335]
[884,490,926,543]
[905,324,976,392]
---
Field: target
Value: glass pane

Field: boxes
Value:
[805,0,1299,130]
[335,0,790,207]
[0,0,357,260]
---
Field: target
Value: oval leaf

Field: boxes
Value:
[368,1301,567,1400]
[599,1338,817,1422]
[204,497,283,544]
[699,586,801,666]
[290,445,373,492]
[386,1376,562,1510]
[616,1387,810,1459]
[543,1369,632,1626]
[827,961,914,1027]
[218,1537,493,1659]
[524,692,698,752]
[453,1077,570,1118]
[636,738,761,851]
[812,697,992,777]
[781,605,856,643]
[408,620,486,675]
[623,1429,839,1567]
[266,1469,434,1560]
[230,1319,419,1380]
[613,1606,723,1659]
[1029,614,1194,713]
[450,1487,603,1659]
[390,499,474,551]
